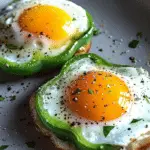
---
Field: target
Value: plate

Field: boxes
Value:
[0,0,150,150]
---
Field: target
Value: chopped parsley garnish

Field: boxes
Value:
[136,32,143,38]
[6,44,18,49]
[25,141,36,148]
[72,18,76,21]
[10,95,16,101]
[0,96,5,101]
[98,49,103,52]
[72,88,82,95]
[11,0,19,3]
[143,95,150,104]
[103,126,115,137]
[130,119,143,124]
[93,28,100,36]
[88,89,94,94]
[0,145,9,150]
[128,40,139,48]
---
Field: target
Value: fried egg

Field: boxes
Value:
[0,0,89,63]
[40,55,150,147]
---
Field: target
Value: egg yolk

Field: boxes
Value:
[19,5,72,40]
[65,71,132,121]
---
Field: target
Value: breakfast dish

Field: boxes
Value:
[30,53,150,150]
[0,0,150,150]
[0,0,94,75]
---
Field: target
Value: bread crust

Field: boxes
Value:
[29,93,76,150]
[126,132,150,150]
[74,42,91,55]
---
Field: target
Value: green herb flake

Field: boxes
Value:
[6,44,18,49]
[93,28,100,36]
[130,119,143,124]
[88,89,94,94]
[0,96,5,101]
[10,95,16,101]
[72,18,76,21]
[25,141,36,148]
[143,95,150,104]
[128,40,139,48]
[136,32,143,38]
[0,145,9,150]
[98,49,103,52]
[12,0,20,3]
[103,126,115,137]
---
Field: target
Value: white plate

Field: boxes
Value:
[0,0,150,150]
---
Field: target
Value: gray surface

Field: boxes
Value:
[0,0,150,150]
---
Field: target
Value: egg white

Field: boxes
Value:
[42,57,150,146]
[0,0,89,63]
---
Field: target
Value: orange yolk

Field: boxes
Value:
[66,71,132,121]
[19,5,72,40]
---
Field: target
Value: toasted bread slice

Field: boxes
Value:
[29,94,150,150]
